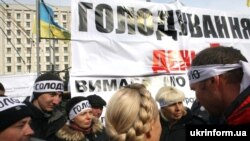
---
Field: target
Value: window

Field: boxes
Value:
[16,21,21,26]
[64,56,68,62]
[17,38,21,44]
[17,57,22,63]
[54,47,59,53]
[7,30,11,36]
[7,66,11,72]
[7,57,11,63]
[26,22,30,28]
[16,13,21,19]
[46,47,50,53]
[55,56,59,62]
[26,13,30,19]
[7,21,11,27]
[17,48,21,53]
[46,56,50,62]
[46,65,51,71]
[64,47,68,53]
[54,14,58,19]
[7,13,11,19]
[7,38,11,44]
[17,66,22,72]
[26,38,31,44]
[64,64,68,69]
[55,65,59,70]
[26,30,30,36]
[17,30,21,36]
[62,14,67,20]
[27,57,31,63]
[26,47,31,54]
[54,40,58,44]
[27,65,31,72]
[7,48,11,54]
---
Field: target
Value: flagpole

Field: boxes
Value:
[52,39,55,72]
[36,0,40,76]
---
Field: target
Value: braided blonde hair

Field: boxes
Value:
[105,83,159,141]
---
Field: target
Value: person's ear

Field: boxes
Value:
[206,75,221,91]
[211,75,221,86]
[203,75,219,85]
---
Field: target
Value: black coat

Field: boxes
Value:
[159,108,206,141]
[24,99,67,141]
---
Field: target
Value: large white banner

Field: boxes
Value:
[0,73,37,100]
[70,0,250,112]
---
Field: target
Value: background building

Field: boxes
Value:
[0,3,71,79]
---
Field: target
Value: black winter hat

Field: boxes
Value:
[87,94,106,108]
[31,72,64,101]
[35,72,62,83]
[66,96,91,120]
[0,97,32,131]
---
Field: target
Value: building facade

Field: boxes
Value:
[0,4,71,78]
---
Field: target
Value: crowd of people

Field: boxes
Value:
[0,46,250,141]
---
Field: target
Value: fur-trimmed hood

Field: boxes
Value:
[56,117,104,141]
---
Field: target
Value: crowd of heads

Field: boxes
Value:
[1,46,250,141]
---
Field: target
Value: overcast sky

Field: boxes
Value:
[2,0,250,13]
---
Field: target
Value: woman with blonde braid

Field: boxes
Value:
[105,83,162,141]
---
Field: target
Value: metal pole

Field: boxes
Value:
[36,0,40,76]
[49,40,55,72]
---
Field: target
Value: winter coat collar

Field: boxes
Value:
[56,117,103,141]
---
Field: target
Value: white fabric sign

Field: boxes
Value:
[0,73,37,100]
[71,0,250,76]
[70,0,250,119]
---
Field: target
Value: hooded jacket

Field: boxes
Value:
[54,117,109,141]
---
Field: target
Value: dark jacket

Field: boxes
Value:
[54,117,109,141]
[225,85,250,125]
[24,98,67,141]
[159,108,206,141]
[191,100,221,124]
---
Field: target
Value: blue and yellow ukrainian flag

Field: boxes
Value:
[38,1,70,40]
[247,0,250,7]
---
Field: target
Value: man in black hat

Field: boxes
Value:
[87,94,106,119]
[24,72,66,141]
[0,96,34,141]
